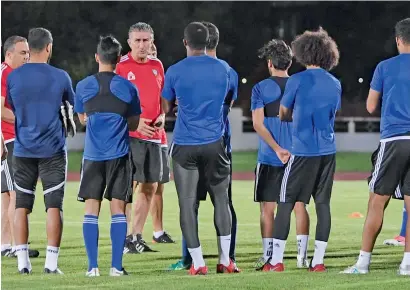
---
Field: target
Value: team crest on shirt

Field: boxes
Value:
[127,71,135,81]
[152,69,158,76]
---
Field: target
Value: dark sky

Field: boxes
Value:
[2,1,410,115]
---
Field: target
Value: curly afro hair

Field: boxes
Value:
[258,39,293,71]
[291,27,339,71]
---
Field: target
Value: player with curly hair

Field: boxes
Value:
[262,28,341,273]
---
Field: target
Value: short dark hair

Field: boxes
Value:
[128,22,154,39]
[28,28,53,53]
[3,35,27,55]
[97,35,122,65]
[258,39,293,71]
[184,22,209,50]
[395,18,410,44]
[291,27,339,71]
[202,22,219,50]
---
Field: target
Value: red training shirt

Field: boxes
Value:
[1,62,15,142]
[116,53,165,143]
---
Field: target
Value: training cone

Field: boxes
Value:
[349,212,364,218]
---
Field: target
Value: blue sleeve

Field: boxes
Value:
[281,76,299,109]
[6,76,14,112]
[74,76,99,114]
[337,81,342,111]
[230,68,239,102]
[162,66,176,101]
[62,71,75,105]
[370,62,383,93]
[110,76,142,117]
[127,85,142,117]
[250,83,264,111]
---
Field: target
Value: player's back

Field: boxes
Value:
[75,72,140,161]
[167,55,230,145]
[251,77,292,166]
[287,69,341,156]
[7,63,73,158]
[372,54,410,139]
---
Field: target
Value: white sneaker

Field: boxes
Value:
[383,236,405,247]
[398,264,410,276]
[86,268,100,277]
[297,256,309,268]
[340,264,369,274]
[44,268,64,274]
[109,267,128,276]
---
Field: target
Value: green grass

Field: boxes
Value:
[67,151,372,173]
[2,181,408,289]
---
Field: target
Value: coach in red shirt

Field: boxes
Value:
[1,36,36,258]
[116,23,174,253]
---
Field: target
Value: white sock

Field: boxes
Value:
[297,235,309,259]
[217,235,231,266]
[357,250,371,268]
[153,231,164,239]
[401,252,410,267]
[311,240,327,267]
[269,239,286,265]
[262,238,273,262]
[15,244,31,271]
[45,246,60,271]
[1,244,11,251]
[188,246,206,270]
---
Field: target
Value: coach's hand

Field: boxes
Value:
[276,148,291,164]
[153,114,165,130]
[137,118,156,138]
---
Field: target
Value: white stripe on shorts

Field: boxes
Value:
[254,163,261,201]
[157,145,163,182]
[280,155,295,203]
[394,185,402,199]
[380,135,410,143]
[368,142,386,193]
[3,160,14,191]
[14,182,34,194]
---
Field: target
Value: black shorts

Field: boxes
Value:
[13,152,67,212]
[254,163,284,202]
[1,141,14,193]
[197,152,232,202]
[78,154,133,203]
[171,138,230,190]
[160,145,170,184]
[280,154,336,204]
[130,138,163,183]
[368,137,410,199]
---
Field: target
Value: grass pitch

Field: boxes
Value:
[1,181,408,289]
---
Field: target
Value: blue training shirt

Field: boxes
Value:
[162,55,231,145]
[218,58,238,153]
[74,72,141,161]
[370,53,410,139]
[251,77,292,167]
[281,68,341,156]
[7,63,75,158]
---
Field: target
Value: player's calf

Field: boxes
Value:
[294,202,310,268]
[259,202,276,265]
[14,190,34,273]
[44,190,65,274]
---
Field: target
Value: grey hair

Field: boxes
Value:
[128,22,154,40]
[3,35,27,55]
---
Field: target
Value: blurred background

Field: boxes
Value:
[2,1,410,153]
